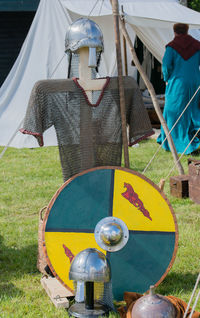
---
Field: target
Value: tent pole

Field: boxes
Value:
[121,6,128,76]
[110,0,129,168]
[119,17,184,175]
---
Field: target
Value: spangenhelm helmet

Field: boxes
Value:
[131,286,176,318]
[69,248,111,282]
[65,18,104,54]
[68,248,113,317]
[65,18,104,73]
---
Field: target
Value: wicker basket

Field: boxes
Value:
[37,206,48,274]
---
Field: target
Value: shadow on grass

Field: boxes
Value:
[0,233,39,299]
[157,271,200,295]
[0,235,39,284]
[0,282,23,300]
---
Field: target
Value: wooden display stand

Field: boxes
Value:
[170,175,189,198]
[170,158,200,203]
[188,158,200,204]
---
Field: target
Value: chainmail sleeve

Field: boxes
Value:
[124,77,154,145]
[20,80,53,146]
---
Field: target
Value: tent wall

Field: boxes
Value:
[0,0,200,148]
[0,0,40,86]
[0,11,36,87]
[0,0,71,148]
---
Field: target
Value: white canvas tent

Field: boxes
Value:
[0,0,200,149]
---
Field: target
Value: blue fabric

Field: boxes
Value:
[157,46,200,154]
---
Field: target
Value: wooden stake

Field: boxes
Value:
[159,178,166,191]
[121,6,128,76]
[111,0,129,168]
[119,17,184,175]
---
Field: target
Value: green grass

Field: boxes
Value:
[1,139,200,317]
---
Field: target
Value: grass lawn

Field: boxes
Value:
[1,138,200,317]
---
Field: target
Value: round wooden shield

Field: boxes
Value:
[42,167,178,300]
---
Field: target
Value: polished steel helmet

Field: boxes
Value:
[65,18,104,53]
[131,286,176,318]
[69,248,111,282]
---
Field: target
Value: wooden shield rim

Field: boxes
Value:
[42,166,178,295]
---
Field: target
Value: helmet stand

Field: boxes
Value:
[68,248,112,318]
[78,47,107,103]
[69,280,109,318]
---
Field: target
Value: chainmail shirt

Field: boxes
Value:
[20,76,153,181]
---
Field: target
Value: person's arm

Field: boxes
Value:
[162,46,174,83]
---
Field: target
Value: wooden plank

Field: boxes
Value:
[41,276,74,308]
